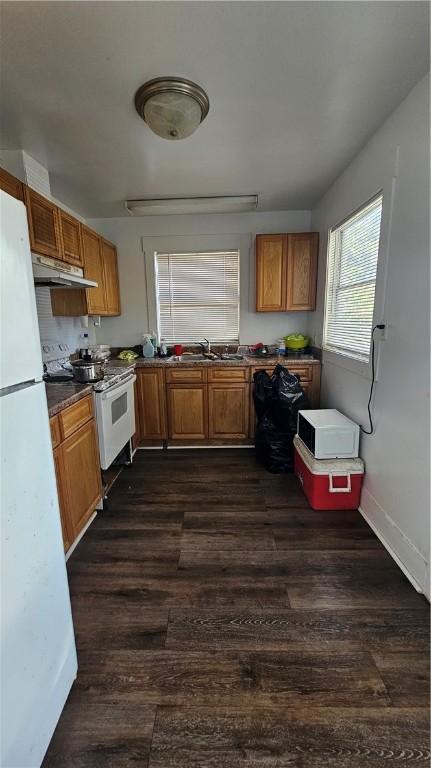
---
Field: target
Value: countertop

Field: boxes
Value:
[46,382,93,418]
[45,354,320,416]
[132,354,321,368]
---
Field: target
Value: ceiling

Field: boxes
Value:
[1,1,429,218]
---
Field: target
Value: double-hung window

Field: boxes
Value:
[323,195,383,363]
[155,249,240,344]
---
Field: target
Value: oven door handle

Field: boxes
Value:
[99,374,136,401]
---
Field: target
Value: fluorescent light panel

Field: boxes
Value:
[125,195,258,216]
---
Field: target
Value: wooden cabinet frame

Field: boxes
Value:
[167,384,208,440]
[24,186,62,259]
[256,232,318,312]
[135,361,321,447]
[0,168,122,317]
[50,396,102,553]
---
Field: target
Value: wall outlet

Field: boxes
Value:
[376,324,388,341]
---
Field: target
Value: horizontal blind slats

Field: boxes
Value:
[155,250,240,344]
[324,196,383,363]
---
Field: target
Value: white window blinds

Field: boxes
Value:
[323,195,383,362]
[155,250,240,344]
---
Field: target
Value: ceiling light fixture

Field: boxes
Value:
[125,196,258,216]
[134,77,210,140]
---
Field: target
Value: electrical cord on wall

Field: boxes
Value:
[360,323,386,435]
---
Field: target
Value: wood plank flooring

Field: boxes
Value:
[43,449,430,767]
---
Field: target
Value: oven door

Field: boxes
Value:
[94,374,136,470]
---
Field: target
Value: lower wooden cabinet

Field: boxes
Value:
[208,383,249,438]
[53,445,74,552]
[50,396,102,553]
[134,362,321,447]
[137,368,167,440]
[167,384,207,440]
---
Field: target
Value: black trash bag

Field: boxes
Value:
[253,369,272,420]
[255,415,296,473]
[253,364,310,473]
[269,364,309,432]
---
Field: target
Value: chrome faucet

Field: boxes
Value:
[203,338,211,354]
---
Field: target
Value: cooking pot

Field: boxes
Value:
[70,359,105,383]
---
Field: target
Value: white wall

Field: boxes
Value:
[309,74,430,597]
[86,210,311,347]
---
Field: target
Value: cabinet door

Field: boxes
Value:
[256,234,287,311]
[0,167,24,200]
[53,446,74,553]
[59,419,102,539]
[24,186,61,259]
[82,227,107,315]
[102,240,121,315]
[137,369,167,440]
[167,385,207,440]
[58,209,83,267]
[286,233,318,310]
[208,383,249,439]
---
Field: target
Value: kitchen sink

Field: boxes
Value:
[220,353,245,360]
[170,354,207,363]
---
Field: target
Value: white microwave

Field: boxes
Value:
[297,409,360,459]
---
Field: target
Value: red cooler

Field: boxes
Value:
[293,435,364,510]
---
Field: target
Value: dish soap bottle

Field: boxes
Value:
[142,333,155,358]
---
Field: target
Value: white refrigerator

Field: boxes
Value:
[0,190,77,766]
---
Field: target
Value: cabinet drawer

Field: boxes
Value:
[208,367,248,383]
[50,416,61,448]
[59,395,94,440]
[166,367,206,383]
[287,365,313,382]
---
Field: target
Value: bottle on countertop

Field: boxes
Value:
[159,338,168,357]
[80,333,91,360]
[142,333,155,358]
[277,338,286,356]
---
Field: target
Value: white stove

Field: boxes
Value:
[42,341,136,469]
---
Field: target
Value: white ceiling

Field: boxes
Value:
[1,1,429,218]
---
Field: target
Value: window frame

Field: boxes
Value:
[322,192,384,375]
[154,248,241,344]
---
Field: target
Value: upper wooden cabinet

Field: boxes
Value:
[51,227,121,317]
[256,234,287,312]
[82,227,107,315]
[24,186,62,259]
[286,233,318,310]
[0,167,24,201]
[255,232,318,312]
[0,167,121,316]
[58,209,83,267]
[101,239,121,315]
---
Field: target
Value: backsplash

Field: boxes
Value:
[35,287,92,353]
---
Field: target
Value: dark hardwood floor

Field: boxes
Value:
[43,449,430,767]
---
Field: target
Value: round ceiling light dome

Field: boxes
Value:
[134,77,210,140]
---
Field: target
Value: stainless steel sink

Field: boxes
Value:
[220,353,244,360]
[178,354,207,362]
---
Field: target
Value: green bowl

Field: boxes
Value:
[284,335,309,350]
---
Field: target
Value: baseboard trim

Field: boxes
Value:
[359,487,428,595]
[65,511,97,561]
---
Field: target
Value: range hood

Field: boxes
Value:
[32,254,98,289]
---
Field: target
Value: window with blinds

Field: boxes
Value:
[323,195,383,363]
[155,250,240,344]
